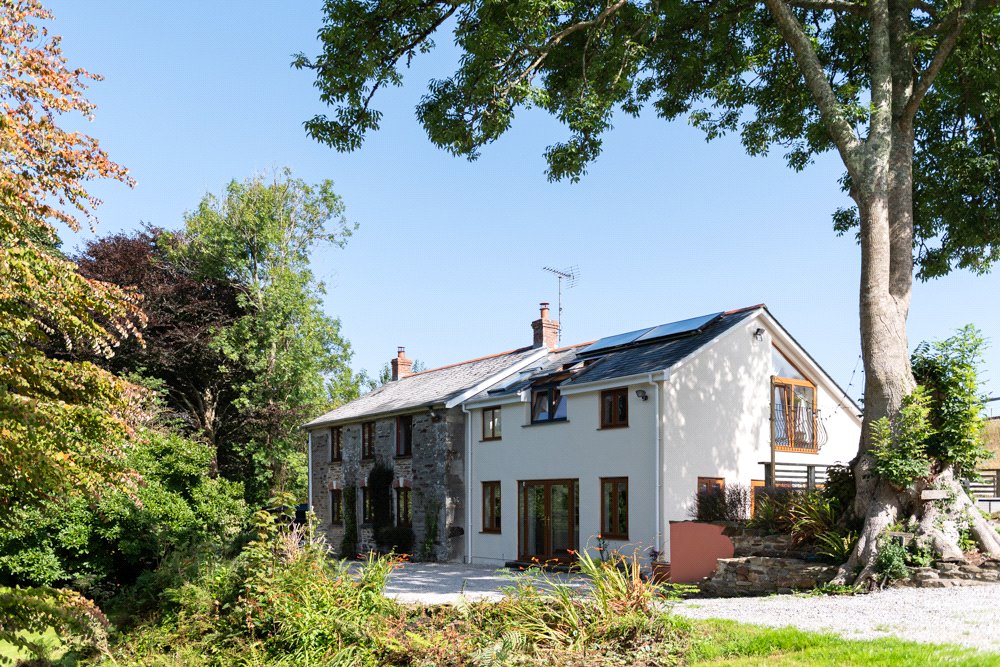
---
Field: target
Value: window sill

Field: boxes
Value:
[598,424,629,430]
[395,454,413,460]
[481,437,502,442]
[480,530,501,535]
[599,534,629,541]
[523,419,569,427]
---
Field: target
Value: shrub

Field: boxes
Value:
[787,493,839,546]
[870,388,934,488]
[376,526,415,555]
[747,487,802,533]
[690,484,750,522]
[875,539,910,581]
[823,464,856,511]
[814,530,858,563]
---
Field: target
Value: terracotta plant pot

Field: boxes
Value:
[650,561,672,584]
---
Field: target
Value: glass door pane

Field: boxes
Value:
[523,484,546,560]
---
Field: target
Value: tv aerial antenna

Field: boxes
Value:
[542,265,579,344]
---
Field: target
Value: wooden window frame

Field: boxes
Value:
[697,476,725,495]
[482,481,501,533]
[600,477,629,540]
[361,421,376,460]
[482,406,502,441]
[771,376,819,454]
[330,427,342,462]
[530,387,567,423]
[395,415,413,458]
[396,487,412,527]
[599,388,629,429]
[330,489,343,525]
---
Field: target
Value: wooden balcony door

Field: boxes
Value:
[519,479,578,563]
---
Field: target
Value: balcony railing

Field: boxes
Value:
[760,461,831,490]
[772,404,828,451]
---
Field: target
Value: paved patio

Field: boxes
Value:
[383,562,584,604]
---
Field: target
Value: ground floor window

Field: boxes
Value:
[330,489,343,525]
[600,477,628,540]
[396,487,412,527]
[361,487,374,524]
[482,481,501,533]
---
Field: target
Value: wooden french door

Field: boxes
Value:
[519,479,578,563]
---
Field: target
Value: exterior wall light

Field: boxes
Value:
[635,389,649,401]
[753,327,766,341]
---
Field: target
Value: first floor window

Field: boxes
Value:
[482,406,502,440]
[600,388,629,428]
[362,421,376,459]
[482,481,501,533]
[531,387,567,422]
[331,427,342,462]
[396,487,412,527]
[396,415,413,457]
[600,477,628,539]
[330,489,343,525]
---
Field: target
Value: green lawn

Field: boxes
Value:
[687,619,1000,666]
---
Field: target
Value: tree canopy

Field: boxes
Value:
[295,0,1000,279]
[0,0,143,522]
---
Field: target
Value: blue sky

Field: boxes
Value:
[49,1,1000,405]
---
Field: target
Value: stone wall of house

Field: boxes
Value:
[308,407,466,562]
[699,556,839,597]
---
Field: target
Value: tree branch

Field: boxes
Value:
[901,0,976,121]
[784,0,864,14]
[500,0,630,95]
[763,0,863,170]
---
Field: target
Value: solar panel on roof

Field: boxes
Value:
[580,327,655,355]
[635,312,723,343]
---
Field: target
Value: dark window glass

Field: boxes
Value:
[482,482,501,532]
[482,407,502,440]
[600,478,628,539]
[331,428,342,462]
[362,487,374,523]
[396,487,412,527]
[396,415,413,457]
[600,388,628,428]
[362,422,375,459]
[531,388,567,423]
[330,489,343,525]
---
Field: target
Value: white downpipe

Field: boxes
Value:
[647,373,662,556]
[462,404,473,564]
[306,431,313,512]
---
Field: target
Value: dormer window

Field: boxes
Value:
[531,387,567,423]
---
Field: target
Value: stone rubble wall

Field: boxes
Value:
[898,560,1000,588]
[723,526,815,559]
[699,556,839,597]
[308,408,466,562]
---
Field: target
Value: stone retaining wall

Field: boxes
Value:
[699,556,838,597]
[722,527,815,559]
[898,560,1000,588]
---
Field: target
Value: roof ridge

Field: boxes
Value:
[724,303,766,315]
[401,345,535,379]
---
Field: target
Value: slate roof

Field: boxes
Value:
[477,306,761,400]
[303,346,542,428]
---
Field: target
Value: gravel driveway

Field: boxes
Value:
[676,584,1000,653]
[384,562,584,605]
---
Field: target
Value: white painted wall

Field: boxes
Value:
[467,310,862,566]
[469,386,659,566]
[659,313,861,560]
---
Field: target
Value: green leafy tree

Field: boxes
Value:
[181,171,361,504]
[295,0,1000,583]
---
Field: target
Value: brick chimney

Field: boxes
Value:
[532,302,560,349]
[391,346,413,380]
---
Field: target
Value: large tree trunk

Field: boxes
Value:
[835,121,1000,586]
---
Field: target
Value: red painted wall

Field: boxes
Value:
[668,521,734,583]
